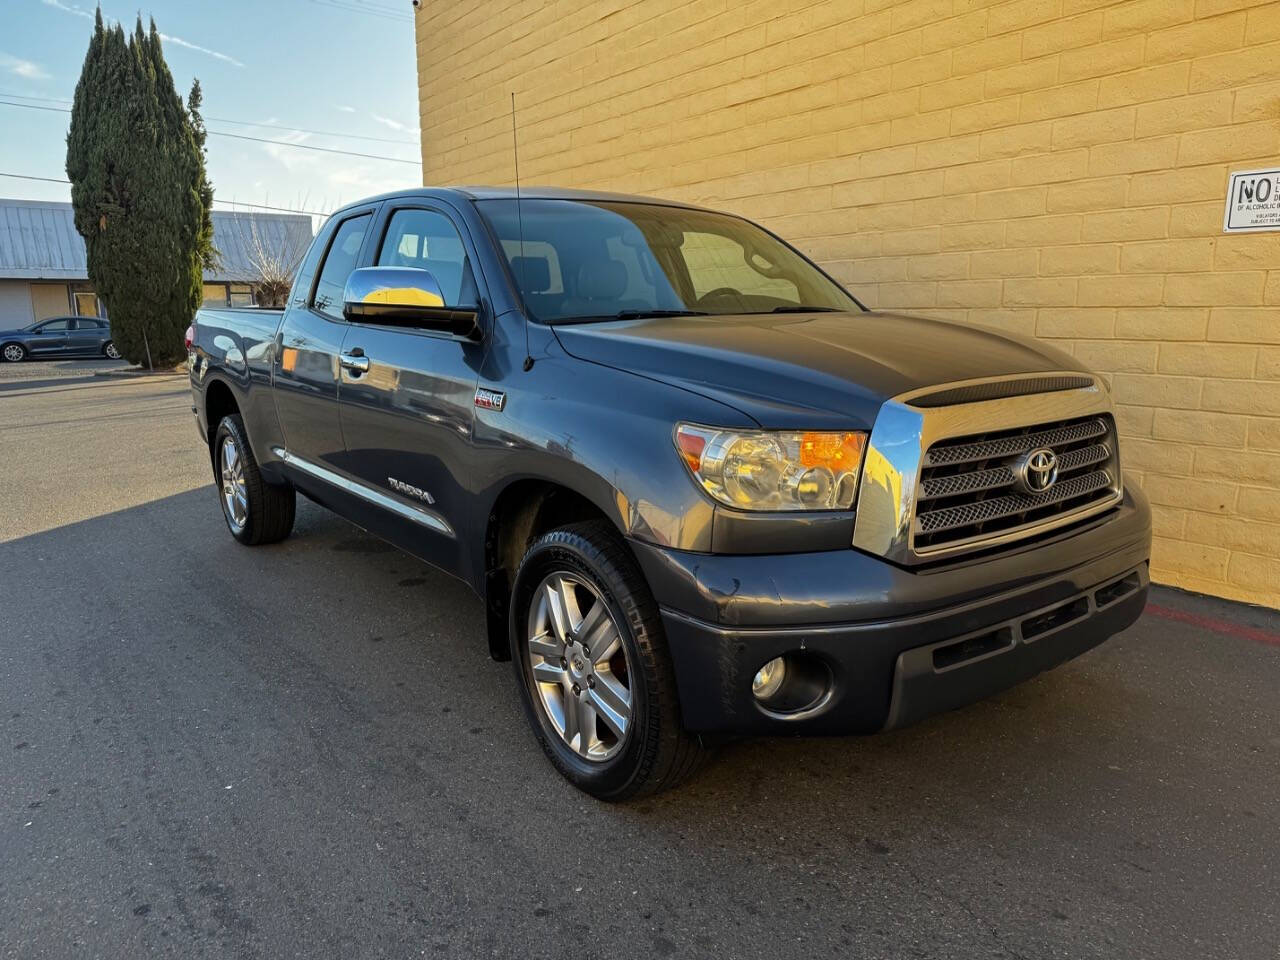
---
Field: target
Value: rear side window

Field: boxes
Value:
[311,213,371,320]
[378,209,473,306]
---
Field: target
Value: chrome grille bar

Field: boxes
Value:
[924,418,1108,468]
[1057,442,1112,475]
[918,442,1112,501]
[915,470,1114,536]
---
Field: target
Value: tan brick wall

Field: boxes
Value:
[416,0,1280,608]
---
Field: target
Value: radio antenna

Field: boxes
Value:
[512,92,533,372]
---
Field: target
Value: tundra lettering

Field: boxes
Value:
[388,477,435,504]
[189,187,1151,799]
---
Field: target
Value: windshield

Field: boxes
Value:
[476,199,861,323]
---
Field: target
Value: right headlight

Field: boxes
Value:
[675,423,867,511]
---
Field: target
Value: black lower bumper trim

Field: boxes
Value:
[882,565,1148,730]
[659,555,1150,735]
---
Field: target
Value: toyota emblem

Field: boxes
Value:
[1016,447,1058,495]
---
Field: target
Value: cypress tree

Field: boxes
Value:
[66,10,211,367]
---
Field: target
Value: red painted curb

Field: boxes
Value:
[1145,604,1280,648]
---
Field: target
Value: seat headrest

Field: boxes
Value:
[576,260,628,300]
[510,256,551,293]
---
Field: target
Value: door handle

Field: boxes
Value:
[340,351,369,374]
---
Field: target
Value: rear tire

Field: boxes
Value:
[2,343,26,362]
[510,520,709,800]
[103,341,121,360]
[212,414,295,545]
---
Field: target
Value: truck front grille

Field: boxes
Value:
[913,415,1120,554]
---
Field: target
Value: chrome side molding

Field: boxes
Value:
[271,447,455,538]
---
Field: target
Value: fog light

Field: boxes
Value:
[752,656,787,700]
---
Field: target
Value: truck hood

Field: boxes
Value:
[551,311,1083,430]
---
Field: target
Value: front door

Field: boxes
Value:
[273,208,376,471]
[335,204,487,574]
[27,318,70,355]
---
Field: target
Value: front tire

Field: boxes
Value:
[2,343,26,362]
[103,340,121,360]
[510,520,708,800]
[212,414,295,545]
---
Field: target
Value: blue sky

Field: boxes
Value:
[0,0,422,218]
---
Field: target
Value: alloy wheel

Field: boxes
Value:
[2,345,23,362]
[104,342,121,359]
[526,572,633,762]
[219,435,248,532]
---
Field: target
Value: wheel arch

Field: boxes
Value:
[481,478,630,662]
[203,376,242,470]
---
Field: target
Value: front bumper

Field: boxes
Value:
[632,487,1151,734]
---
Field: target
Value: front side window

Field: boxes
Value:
[377,208,474,307]
[476,199,860,323]
[37,319,70,332]
[312,213,371,320]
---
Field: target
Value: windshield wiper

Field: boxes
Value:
[550,309,710,324]
[613,309,709,319]
[768,305,844,313]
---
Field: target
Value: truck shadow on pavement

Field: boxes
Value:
[4,486,1277,958]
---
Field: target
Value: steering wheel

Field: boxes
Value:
[697,287,743,304]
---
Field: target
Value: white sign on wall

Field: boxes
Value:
[1223,168,1280,233]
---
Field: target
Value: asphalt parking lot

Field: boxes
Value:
[2,372,1278,960]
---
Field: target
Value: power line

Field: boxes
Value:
[0,91,419,146]
[0,92,70,104]
[307,0,413,23]
[211,199,332,217]
[0,98,420,165]
[0,99,66,115]
[0,172,331,217]
[208,129,419,165]
[0,172,68,186]
[208,115,417,146]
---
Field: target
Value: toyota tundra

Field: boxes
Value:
[188,187,1151,799]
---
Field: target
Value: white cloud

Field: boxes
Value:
[326,164,408,209]
[41,1,245,67]
[0,53,51,80]
[335,105,357,113]
[259,131,321,175]
[40,0,93,19]
[158,33,245,69]
[371,113,419,136]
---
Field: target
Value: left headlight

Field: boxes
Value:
[675,423,868,511]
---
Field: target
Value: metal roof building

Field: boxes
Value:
[0,198,313,324]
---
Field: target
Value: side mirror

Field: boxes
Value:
[342,266,481,341]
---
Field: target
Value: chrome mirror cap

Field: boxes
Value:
[341,266,481,340]
[343,265,446,318]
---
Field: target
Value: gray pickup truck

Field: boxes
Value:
[189,187,1151,799]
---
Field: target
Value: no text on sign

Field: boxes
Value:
[1224,168,1280,233]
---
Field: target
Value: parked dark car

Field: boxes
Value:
[0,316,120,362]
[188,187,1151,799]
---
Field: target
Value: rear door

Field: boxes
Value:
[272,206,377,471]
[27,319,70,355]
[66,318,104,354]
[334,202,487,573]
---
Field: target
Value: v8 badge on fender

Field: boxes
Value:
[475,387,506,411]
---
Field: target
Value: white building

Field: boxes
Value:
[0,198,313,326]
